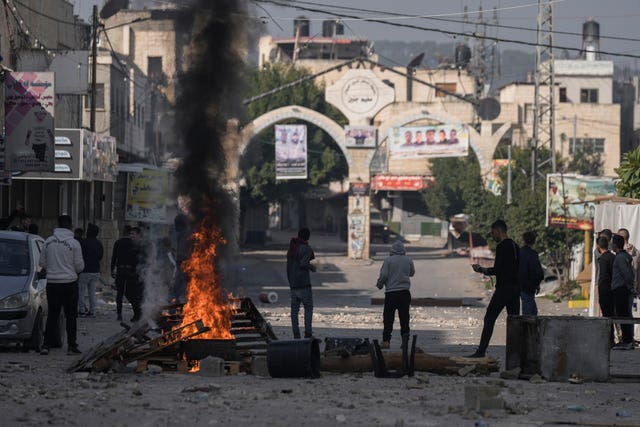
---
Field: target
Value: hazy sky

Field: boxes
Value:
[75,0,640,63]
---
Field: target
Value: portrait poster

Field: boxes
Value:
[487,159,511,196]
[546,174,616,230]
[126,169,170,223]
[275,124,307,180]
[345,125,376,148]
[387,124,469,159]
[4,72,55,171]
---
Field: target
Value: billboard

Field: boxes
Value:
[371,175,434,191]
[546,174,616,230]
[387,124,469,159]
[4,72,55,172]
[90,135,118,182]
[126,169,170,223]
[487,159,511,196]
[14,129,85,180]
[345,125,376,148]
[275,124,307,180]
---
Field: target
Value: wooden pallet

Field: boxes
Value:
[230,298,278,357]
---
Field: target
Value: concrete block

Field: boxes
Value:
[464,385,504,411]
[197,356,225,377]
[251,356,270,377]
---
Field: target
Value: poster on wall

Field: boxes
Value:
[126,169,170,223]
[387,124,469,159]
[349,213,365,259]
[546,174,616,230]
[4,72,55,172]
[345,125,376,148]
[275,124,307,180]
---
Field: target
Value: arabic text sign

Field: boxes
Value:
[371,175,434,191]
[126,169,170,223]
[546,174,616,230]
[4,72,55,172]
[275,124,307,180]
[388,124,469,159]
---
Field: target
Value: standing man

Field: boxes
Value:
[376,240,415,349]
[596,236,616,346]
[469,220,520,358]
[78,223,103,317]
[611,235,636,350]
[111,226,143,322]
[617,228,640,292]
[518,231,544,315]
[286,228,316,339]
[39,215,84,355]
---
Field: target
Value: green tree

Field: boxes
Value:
[615,146,640,199]
[241,63,348,214]
[565,146,603,176]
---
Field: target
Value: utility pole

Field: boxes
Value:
[531,0,555,190]
[89,5,99,223]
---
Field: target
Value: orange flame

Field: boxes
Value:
[179,217,234,339]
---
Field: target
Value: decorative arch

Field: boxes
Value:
[240,105,351,165]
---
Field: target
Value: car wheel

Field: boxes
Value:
[23,311,44,352]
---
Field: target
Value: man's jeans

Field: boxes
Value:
[78,272,100,315]
[290,287,313,339]
[520,291,538,316]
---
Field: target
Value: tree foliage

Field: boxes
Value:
[615,146,640,199]
[241,63,348,206]
[566,146,603,176]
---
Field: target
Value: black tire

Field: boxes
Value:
[23,311,44,352]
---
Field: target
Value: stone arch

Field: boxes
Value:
[240,105,351,165]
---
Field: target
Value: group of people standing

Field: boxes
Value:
[596,228,639,350]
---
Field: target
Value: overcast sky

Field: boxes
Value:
[75,0,640,64]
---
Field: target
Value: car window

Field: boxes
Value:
[370,212,382,221]
[0,239,30,276]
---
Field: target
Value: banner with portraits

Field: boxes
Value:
[546,174,616,230]
[345,125,376,148]
[387,124,469,159]
[275,124,307,180]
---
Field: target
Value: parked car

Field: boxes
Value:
[0,231,47,351]
[370,210,391,243]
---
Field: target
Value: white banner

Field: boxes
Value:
[4,72,55,172]
[275,124,307,180]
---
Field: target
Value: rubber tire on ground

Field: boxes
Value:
[23,311,43,352]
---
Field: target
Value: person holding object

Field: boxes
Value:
[469,220,520,358]
[376,240,415,349]
[39,215,85,355]
[286,228,316,339]
[518,231,544,315]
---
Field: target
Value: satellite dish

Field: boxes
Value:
[477,98,501,121]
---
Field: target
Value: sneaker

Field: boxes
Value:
[612,342,634,351]
[381,341,390,349]
[40,347,49,356]
[466,350,486,358]
[67,346,81,355]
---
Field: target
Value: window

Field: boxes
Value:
[524,103,534,124]
[435,83,457,98]
[84,83,105,109]
[148,56,163,81]
[559,87,567,103]
[580,88,598,103]
[569,138,605,154]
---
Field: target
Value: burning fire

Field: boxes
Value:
[179,216,234,339]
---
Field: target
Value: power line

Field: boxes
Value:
[13,0,87,27]
[280,0,640,45]
[255,0,640,60]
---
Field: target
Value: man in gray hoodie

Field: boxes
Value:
[39,215,85,355]
[376,240,415,348]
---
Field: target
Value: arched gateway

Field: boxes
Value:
[237,69,511,259]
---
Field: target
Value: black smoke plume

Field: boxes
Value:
[174,0,246,251]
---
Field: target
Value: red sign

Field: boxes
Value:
[371,175,434,191]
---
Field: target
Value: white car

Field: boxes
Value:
[0,231,48,351]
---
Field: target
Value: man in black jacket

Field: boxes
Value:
[596,236,615,345]
[286,228,316,339]
[111,226,144,322]
[518,231,544,315]
[78,223,104,317]
[469,220,520,358]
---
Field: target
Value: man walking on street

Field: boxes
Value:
[78,223,103,317]
[611,235,636,350]
[518,231,544,315]
[376,240,415,349]
[111,226,143,322]
[469,220,520,358]
[286,228,316,339]
[39,215,84,355]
